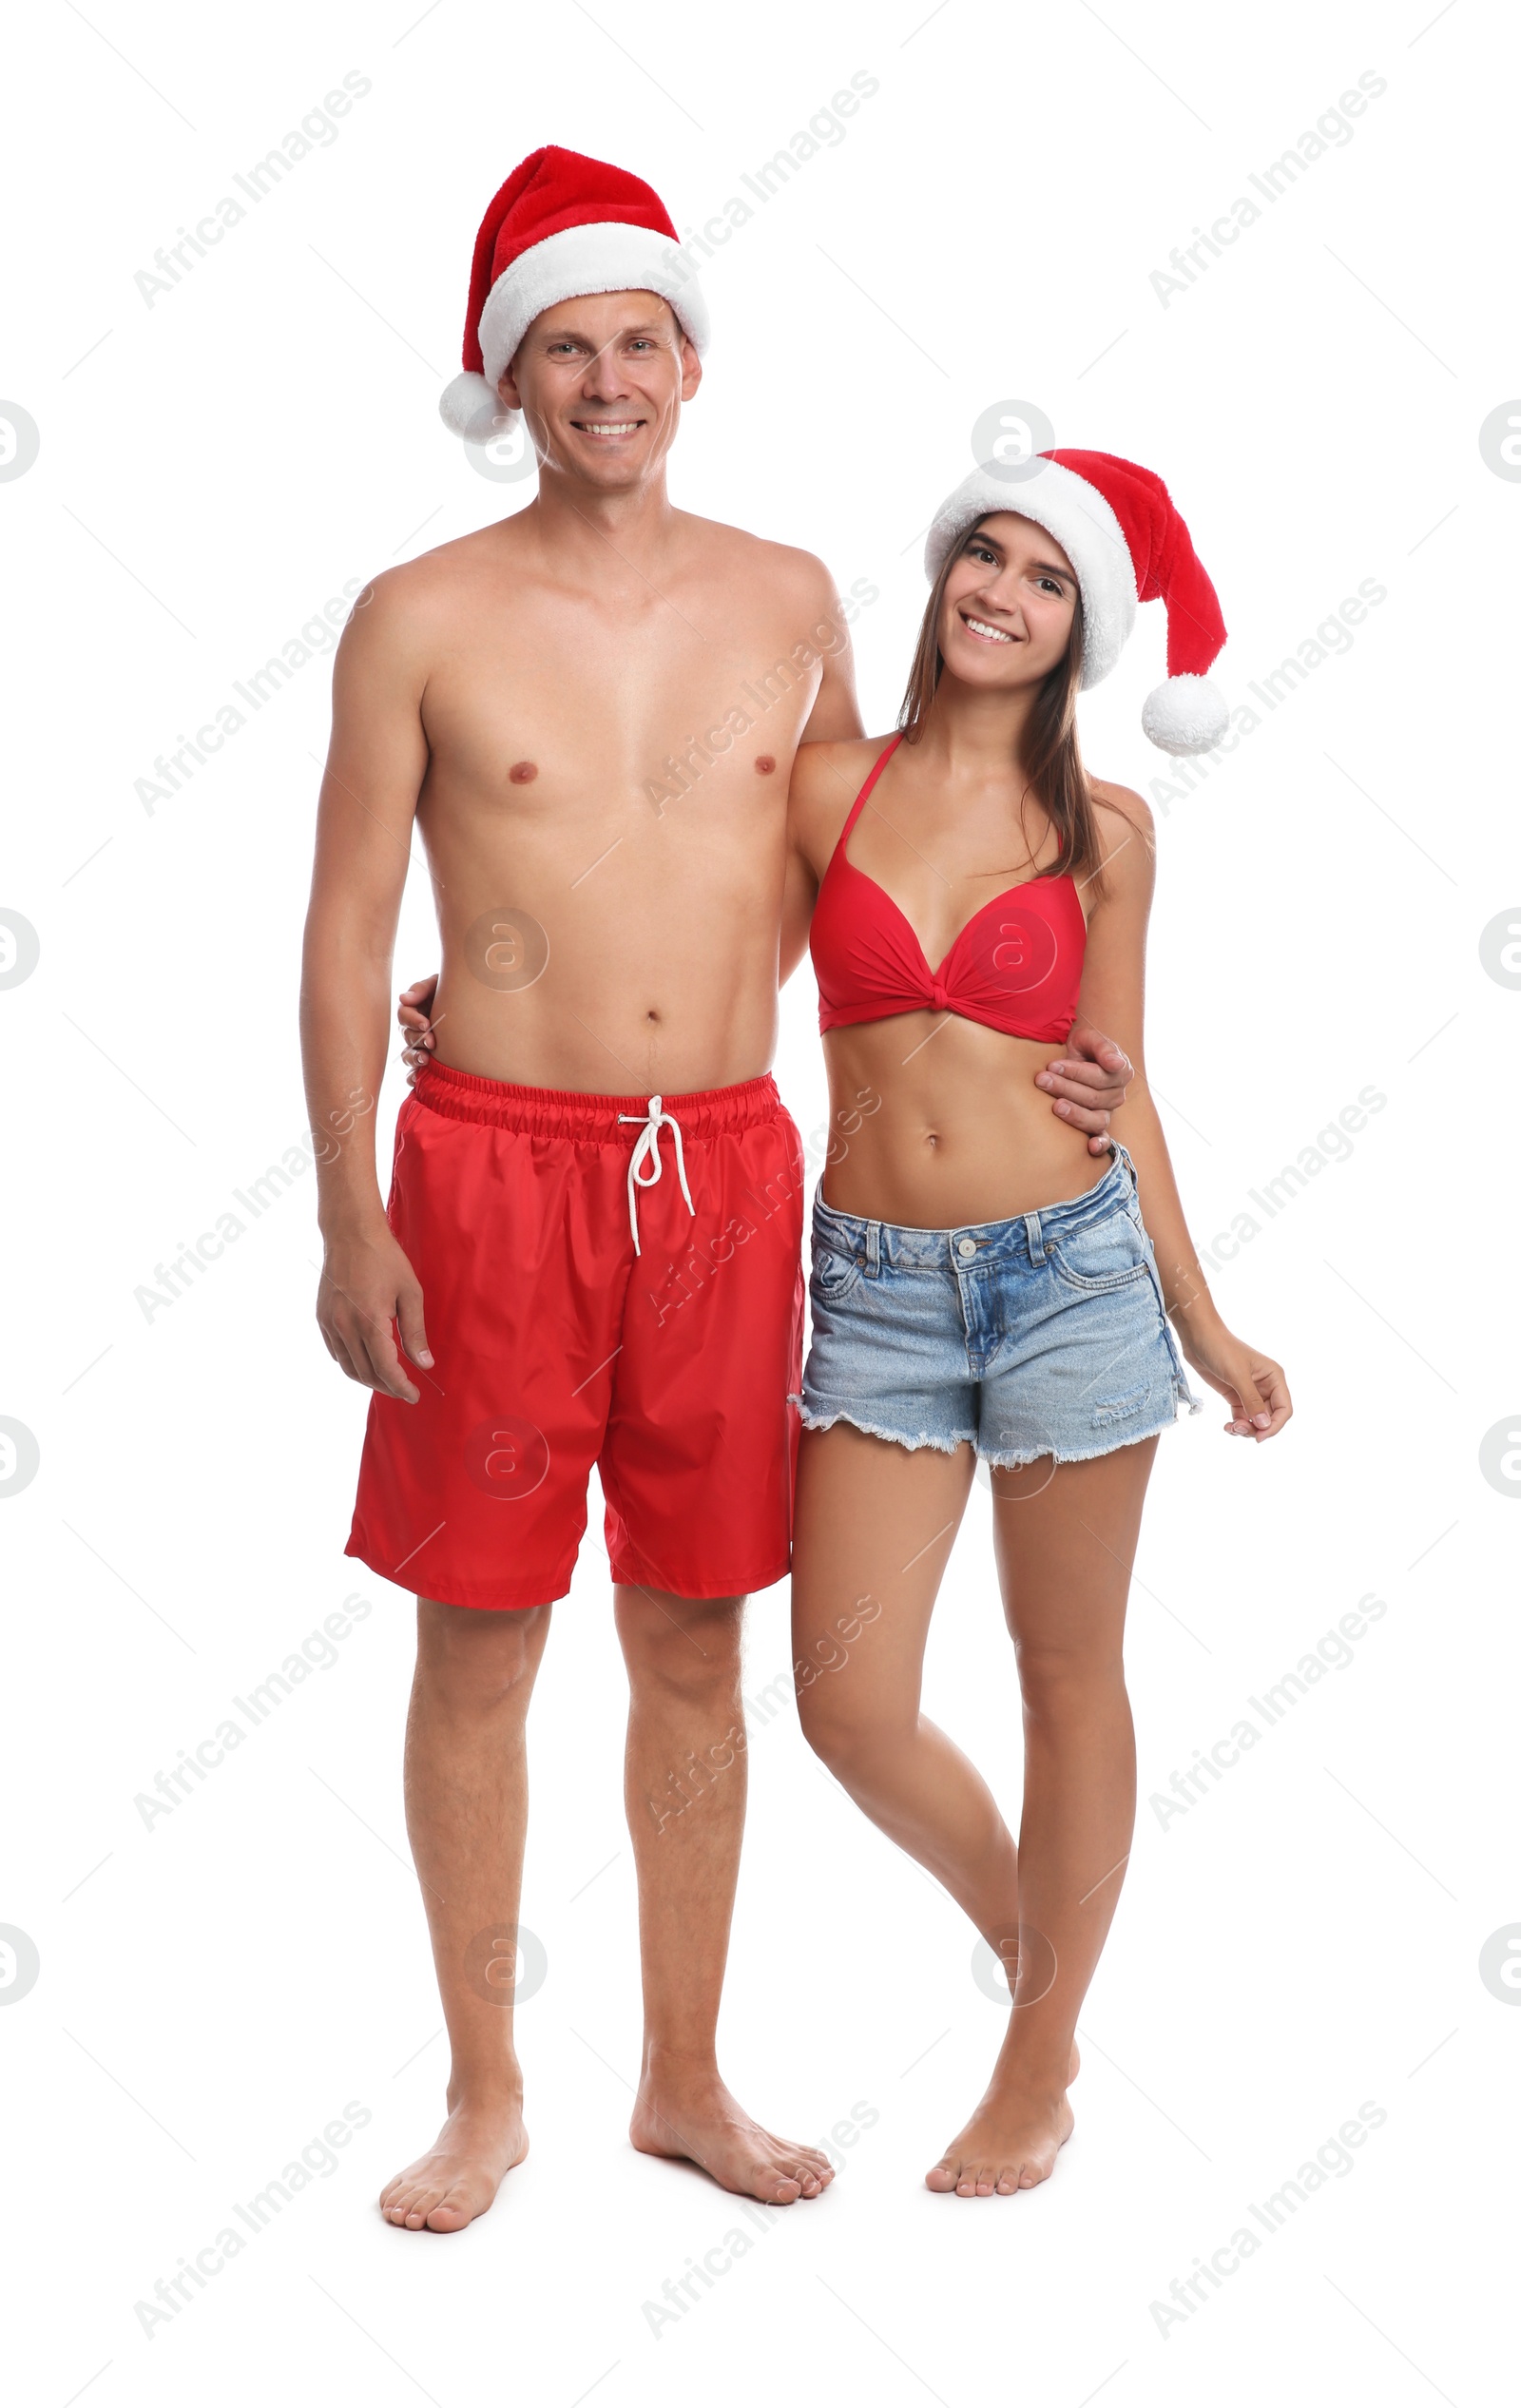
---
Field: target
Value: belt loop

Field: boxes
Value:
[865,1221,880,1276]
[1024,1209,1045,1262]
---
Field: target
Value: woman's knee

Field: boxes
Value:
[1014,1640,1127,1725]
[796,1666,911,1775]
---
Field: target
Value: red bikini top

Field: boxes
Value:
[810,735,1087,1041]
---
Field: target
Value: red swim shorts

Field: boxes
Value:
[345,1063,805,1610]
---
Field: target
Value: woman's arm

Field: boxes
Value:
[1076,784,1292,1442]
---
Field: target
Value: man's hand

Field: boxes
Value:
[398,973,439,1085]
[1035,1026,1134,1155]
[317,1223,433,1401]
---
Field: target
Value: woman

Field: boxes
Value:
[783,448,1289,2198]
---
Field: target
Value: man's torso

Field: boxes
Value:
[405,510,836,1094]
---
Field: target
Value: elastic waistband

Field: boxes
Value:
[413,1060,786,1141]
[814,1142,1139,1270]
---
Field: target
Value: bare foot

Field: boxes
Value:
[630,2073,836,2204]
[926,2056,1078,2199]
[379,2092,529,2232]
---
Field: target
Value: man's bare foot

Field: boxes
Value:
[926,2045,1080,2199]
[630,2072,836,2204]
[379,2092,529,2232]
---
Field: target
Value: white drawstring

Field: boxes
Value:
[616,1094,695,1255]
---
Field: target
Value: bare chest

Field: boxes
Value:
[420,584,823,823]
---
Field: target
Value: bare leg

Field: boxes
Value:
[618,1586,837,2205]
[793,1423,1146,2195]
[379,1597,550,2232]
[791,1424,1023,1955]
[928,1436,1156,2196]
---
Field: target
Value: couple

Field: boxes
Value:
[300,146,1289,2232]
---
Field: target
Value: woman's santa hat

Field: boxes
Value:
[439,146,709,443]
[925,450,1229,756]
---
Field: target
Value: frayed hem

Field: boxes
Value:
[796,1404,974,1458]
[981,1392,1195,1470]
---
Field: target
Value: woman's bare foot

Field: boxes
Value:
[630,2071,836,2204]
[379,2090,529,2232]
[926,2045,1080,2198]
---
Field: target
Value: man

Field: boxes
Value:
[300,146,1130,2235]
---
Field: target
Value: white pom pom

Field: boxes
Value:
[1141,674,1230,756]
[438,371,517,443]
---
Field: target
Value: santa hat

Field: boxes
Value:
[924,450,1229,756]
[439,146,709,443]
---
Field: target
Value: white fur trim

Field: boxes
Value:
[924,462,1137,688]
[439,370,517,443]
[475,221,709,389]
[1141,675,1230,755]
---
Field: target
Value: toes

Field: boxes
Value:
[994,2167,1018,2194]
[761,2166,803,2205]
[782,2158,828,2198]
[768,2135,834,2182]
[424,2186,475,2232]
[925,2157,960,2193]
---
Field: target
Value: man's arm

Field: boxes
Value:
[299,573,433,1401]
[780,567,865,981]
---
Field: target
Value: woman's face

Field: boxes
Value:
[937,512,1079,690]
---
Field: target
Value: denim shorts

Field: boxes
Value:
[796,1142,1202,1469]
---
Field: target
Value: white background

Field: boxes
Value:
[4,2,1517,2401]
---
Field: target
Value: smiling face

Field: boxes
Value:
[936,512,1080,690]
[497,289,702,488]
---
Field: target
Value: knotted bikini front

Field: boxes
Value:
[809,733,1087,1043]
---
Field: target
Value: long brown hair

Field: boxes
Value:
[898,519,1110,891]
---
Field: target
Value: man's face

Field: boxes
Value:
[498,291,701,488]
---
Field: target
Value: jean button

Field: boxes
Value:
[956,1236,977,1260]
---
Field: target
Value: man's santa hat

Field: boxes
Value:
[439,146,709,443]
[925,450,1229,756]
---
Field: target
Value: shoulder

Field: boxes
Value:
[684,515,840,607]
[1088,777,1155,886]
[1089,776,1153,835]
[789,734,894,861]
[337,523,516,681]
[795,733,891,800]
[1080,778,1155,914]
